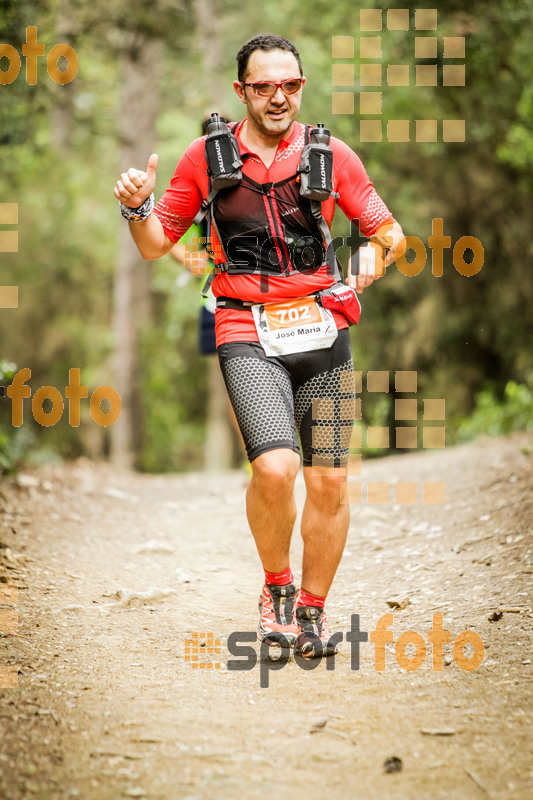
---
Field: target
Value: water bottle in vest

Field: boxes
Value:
[204,113,243,191]
[298,124,334,202]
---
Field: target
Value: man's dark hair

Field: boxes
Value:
[236,34,303,82]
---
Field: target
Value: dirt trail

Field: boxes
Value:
[0,433,532,800]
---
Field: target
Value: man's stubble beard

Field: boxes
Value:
[247,103,297,140]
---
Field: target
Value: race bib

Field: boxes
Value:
[252,296,338,356]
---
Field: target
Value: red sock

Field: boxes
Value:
[296,588,326,608]
[264,565,294,586]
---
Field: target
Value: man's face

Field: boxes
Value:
[233,49,304,139]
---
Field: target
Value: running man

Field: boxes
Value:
[113,34,404,658]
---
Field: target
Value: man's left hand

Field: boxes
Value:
[347,221,405,294]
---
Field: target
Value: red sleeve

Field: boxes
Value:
[330,137,395,236]
[153,137,208,242]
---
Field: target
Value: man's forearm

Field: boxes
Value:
[372,220,405,267]
[128,212,174,261]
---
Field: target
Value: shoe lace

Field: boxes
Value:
[266,584,295,625]
[297,606,324,637]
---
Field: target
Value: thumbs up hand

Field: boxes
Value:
[113,153,158,208]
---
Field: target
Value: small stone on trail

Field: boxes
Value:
[386,596,411,610]
[112,587,176,607]
[133,540,174,555]
[16,474,39,488]
[310,718,328,733]
[384,756,402,773]
[421,729,456,736]
[105,487,138,502]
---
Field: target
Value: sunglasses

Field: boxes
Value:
[240,78,305,97]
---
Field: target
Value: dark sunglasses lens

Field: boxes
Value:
[254,83,275,95]
[282,80,302,94]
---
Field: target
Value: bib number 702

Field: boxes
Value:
[264,297,323,330]
[275,304,312,324]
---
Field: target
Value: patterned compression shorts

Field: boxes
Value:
[217,329,356,467]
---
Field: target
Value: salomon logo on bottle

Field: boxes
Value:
[214,140,225,173]
[320,155,327,189]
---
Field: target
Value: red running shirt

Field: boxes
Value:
[154,120,394,345]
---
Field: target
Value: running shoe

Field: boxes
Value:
[293,605,339,658]
[257,583,299,645]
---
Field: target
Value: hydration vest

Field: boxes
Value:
[193,115,342,295]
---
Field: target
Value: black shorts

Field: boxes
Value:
[217,330,356,467]
[198,306,216,355]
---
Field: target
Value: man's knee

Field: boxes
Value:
[304,468,347,511]
[251,449,300,494]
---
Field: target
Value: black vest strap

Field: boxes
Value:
[199,122,342,295]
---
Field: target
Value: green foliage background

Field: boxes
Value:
[1,0,532,472]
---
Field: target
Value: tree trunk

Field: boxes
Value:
[193,0,241,470]
[111,35,161,469]
[51,0,78,155]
